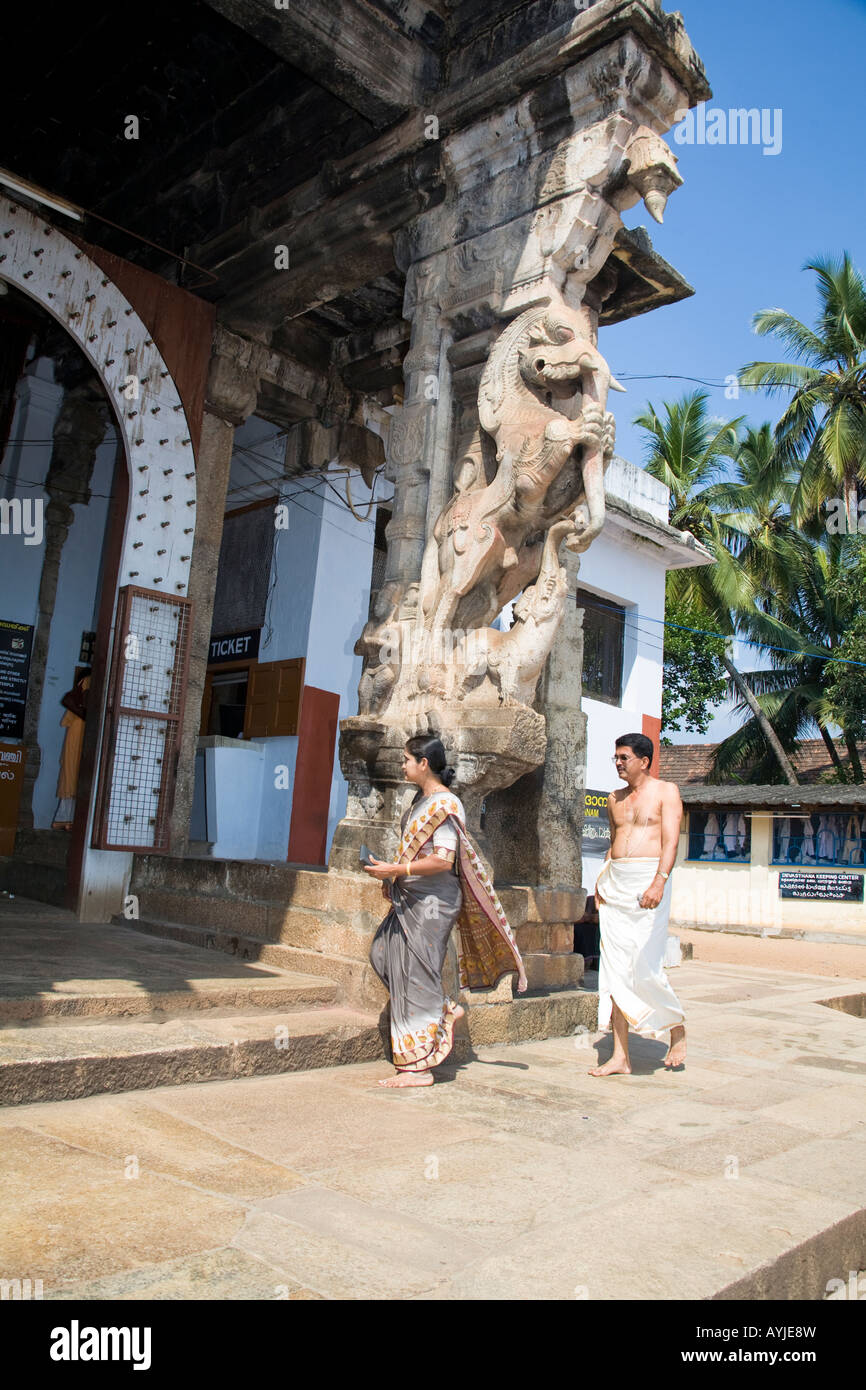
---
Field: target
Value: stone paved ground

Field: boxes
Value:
[2,950,864,1301]
[677,927,866,980]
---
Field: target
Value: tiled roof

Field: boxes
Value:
[659,740,866,786]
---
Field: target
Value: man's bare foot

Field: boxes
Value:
[664,1025,686,1068]
[588,1055,631,1076]
[378,1070,434,1087]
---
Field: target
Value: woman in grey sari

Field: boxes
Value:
[364,734,526,1088]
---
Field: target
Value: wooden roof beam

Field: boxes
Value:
[202,0,440,127]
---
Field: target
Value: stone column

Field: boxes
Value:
[484,549,586,890]
[18,383,109,827]
[380,253,452,590]
[332,20,703,885]
[167,349,259,854]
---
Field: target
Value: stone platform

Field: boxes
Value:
[0,896,593,1105]
[1,953,864,1300]
[125,854,590,1037]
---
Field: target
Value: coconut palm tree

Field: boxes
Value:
[740,254,866,532]
[636,393,800,784]
[633,391,742,539]
[711,532,863,783]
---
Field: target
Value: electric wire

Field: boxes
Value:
[1,459,861,666]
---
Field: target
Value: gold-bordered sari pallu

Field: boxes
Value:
[369,794,524,1072]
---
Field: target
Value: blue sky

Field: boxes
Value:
[609,0,866,468]
[604,0,866,742]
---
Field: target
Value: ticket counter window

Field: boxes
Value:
[200,658,303,741]
[206,671,249,738]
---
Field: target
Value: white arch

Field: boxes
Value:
[0,196,196,592]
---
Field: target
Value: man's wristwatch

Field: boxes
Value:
[657,869,669,880]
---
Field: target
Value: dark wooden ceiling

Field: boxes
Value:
[1,1,376,282]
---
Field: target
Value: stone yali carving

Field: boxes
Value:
[356,288,621,718]
[458,516,577,708]
[419,294,621,634]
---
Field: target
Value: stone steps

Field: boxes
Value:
[0,981,598,1106]
[128,885,374,955]
[123,914,386,1011]
[125,858,589,1054]
[0,1004,386,1107]
[0,967,339,1025]
[125,907,582,1000]
[0,829,71,908]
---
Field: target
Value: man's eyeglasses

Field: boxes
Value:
[612,755,633,765]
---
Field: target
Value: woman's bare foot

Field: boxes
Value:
[664,1025,686,1068]
[378,1070,434,1087]
[589,1055,631,1077]
[452,1003,465,1023]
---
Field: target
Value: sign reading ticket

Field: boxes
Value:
[778,870,864,903]
[582,788,611,855]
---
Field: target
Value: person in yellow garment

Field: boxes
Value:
[590,732,686,1076]
[364,733,527,1088]
[52,672,90,830]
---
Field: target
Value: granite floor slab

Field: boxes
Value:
[1,955,864,1300]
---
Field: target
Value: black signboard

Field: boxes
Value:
[208,628,260,666]
[582,788,611,855]
[0,620,34,739]
[779,870,864,903]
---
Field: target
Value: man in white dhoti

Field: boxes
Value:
[590,732,686,1076]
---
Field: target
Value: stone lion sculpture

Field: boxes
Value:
[418,292,622,636]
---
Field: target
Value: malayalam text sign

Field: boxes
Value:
[778,870,864,903]
[582,788,611,856]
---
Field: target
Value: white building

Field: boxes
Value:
[2,366,710,898]
[576,456,712,892]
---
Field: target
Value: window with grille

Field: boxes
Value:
[771,811,865,868]
[576,588,625,706]
[92,586,193,852]
[687,810,752,863]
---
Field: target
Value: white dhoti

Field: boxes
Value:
[595,857,684,1039]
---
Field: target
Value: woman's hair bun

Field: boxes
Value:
[440,766,456,787]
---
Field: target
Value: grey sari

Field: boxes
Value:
[369,802,463,1071]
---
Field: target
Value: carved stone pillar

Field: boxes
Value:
[167,348,258,854]
[332,17,702,892]
[381,253,451,592]
[484,547,587,885]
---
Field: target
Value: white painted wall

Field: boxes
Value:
[195,417,377,861]
[577,519,669,894]
[304,483,376,854]
[34,431,116,829]
[0,357,118,829]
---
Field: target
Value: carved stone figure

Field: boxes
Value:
[460,517,576,708]
[418,292,622,637]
